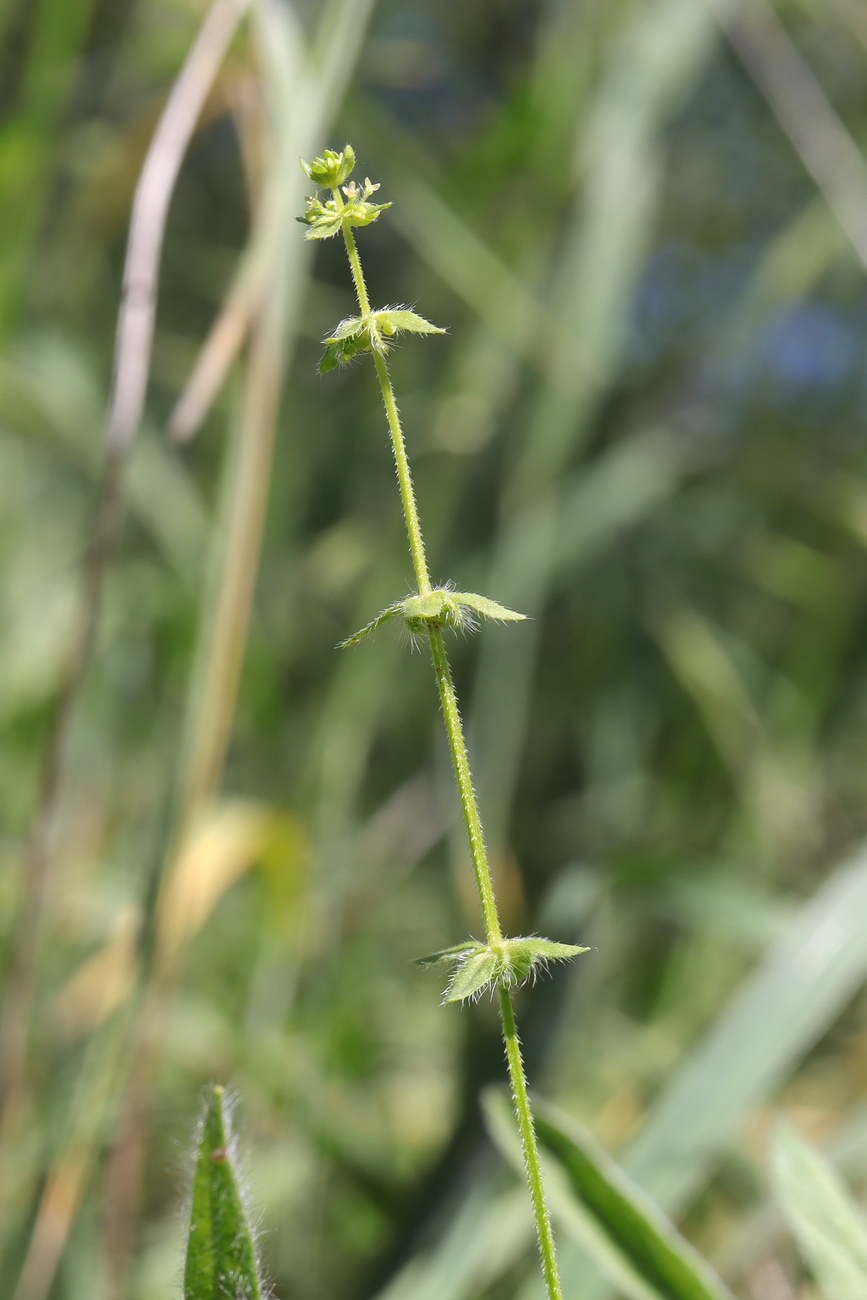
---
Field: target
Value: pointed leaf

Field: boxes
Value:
[374,309,446,337]
[445,951,498,1002]
[325,316,365,343]
[453,592,527,622]
[506,937,588,962]
[304,215,343,240]
[414,940,486,966]
[318,343,341,374]
[338,602,403,648]
[772,1119,867,1300]
[498,936,589,987]
[183,1086,263,1300]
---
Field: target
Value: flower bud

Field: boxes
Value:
[300,145,355,188]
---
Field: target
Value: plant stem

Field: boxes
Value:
[371,351,432,598]
[499,986,563,1300]
[336,197,431,596]
[338,198,372,315]
[426,625,501,944]
[338,207,563,1300]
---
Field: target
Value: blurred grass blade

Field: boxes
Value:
[651,604,760,778]
[474,427,689,850]
[171,0,376,442]
[0,0,252,1176]
[107,0,252,452]
[102,0,377,1285]
[771,1120,867,1300]
[156,801,276,967]
[472,0,720,851]
[373,1177,533,1300]
[0,0,98,329]
[484,1088,732,1300]
[534,1100,734,1300]
[712,0,867,275]
[623,841,867,1214]
[184,1086,263,1300]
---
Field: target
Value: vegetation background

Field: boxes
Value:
[2,0,867,1297]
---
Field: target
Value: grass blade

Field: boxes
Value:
[771,1119,867,1300]
[484,1089,733,1300]
[624,842,867,1213]
[534,1101,734,1300]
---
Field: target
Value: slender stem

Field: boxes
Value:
[334,197,563,1300]
[499,987,563,1300]
[427,626,501,943]
[371,352,432,597]
[337,199,372,316]
[337,198,431,596]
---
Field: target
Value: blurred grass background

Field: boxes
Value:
[3,0,867,1297]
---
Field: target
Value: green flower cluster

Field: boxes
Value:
[299,145,390,241]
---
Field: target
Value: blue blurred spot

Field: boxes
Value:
[760,303,856,390]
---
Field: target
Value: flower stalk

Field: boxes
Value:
[300,145,587,1300]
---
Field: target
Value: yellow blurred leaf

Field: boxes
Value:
[156,800,275,962]
[52,801,309,1039]
[52,906,139,1038]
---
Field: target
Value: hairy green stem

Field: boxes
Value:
[337,202,563,1300]
[335,191,431,596]
[426,625,501,943]
[499,987,563,1300]
[371,350,432,598]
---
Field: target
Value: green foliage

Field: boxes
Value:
[418,936,587,1002]
[319,308,445,372]
[183,1086,263,1300]
[339,587,525,646]
[772,1120,867,1300]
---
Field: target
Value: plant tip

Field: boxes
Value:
[300,144,355,188]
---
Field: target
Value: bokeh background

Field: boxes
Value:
[3,0,867,1297]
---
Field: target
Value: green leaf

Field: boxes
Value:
[445,951,499,1002]
[485,1089,732,1300]
[318,342,343,374]
[325,315,365,342]
[501,937,588,985]
[414,940,486,966]
[338,602,403,648]
[304,213,343,240]
[374,309,446,337]
[772,1119,867,1300]
[419,936,586,1000]
[183,1086,263,1300]
[397,588,525,635]
[453,591,526,622]
[436,936,586,1001]
[509,937,587,960]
